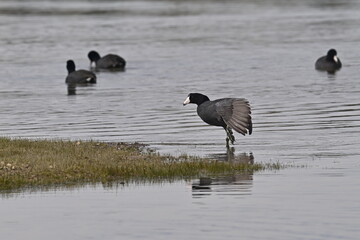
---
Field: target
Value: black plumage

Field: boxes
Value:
[315,49,342,73]
[88,50,126,70]
[65,60,96,84]
[183,93,252,148]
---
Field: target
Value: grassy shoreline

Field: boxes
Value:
[0,137,281,191]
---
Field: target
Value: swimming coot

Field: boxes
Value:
[88,50,126,70]
[183,93,252,148]
[65,60,97,84]
[315,49,342,73]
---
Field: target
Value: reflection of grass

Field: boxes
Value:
[0,137,281,191]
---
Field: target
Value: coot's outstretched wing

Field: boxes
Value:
[215,98,252,135]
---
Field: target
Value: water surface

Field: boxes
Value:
[1,0,360,239]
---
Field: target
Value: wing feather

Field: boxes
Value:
[215,98,252,135]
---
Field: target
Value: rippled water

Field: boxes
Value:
[1,0,360,239]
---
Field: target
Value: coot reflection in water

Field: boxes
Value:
[207,149,254,163]
[192,173,254,198]
[192,151,254,197]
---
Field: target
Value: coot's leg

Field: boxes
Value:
[226,126,235,144]
[225,126,235,147]
[228,128,235,144]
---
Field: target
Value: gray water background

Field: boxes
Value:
[1,0,360,239]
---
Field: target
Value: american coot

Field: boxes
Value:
[88,50,126,70]
[315,49,342,73]
[65,60,97,84]
[183,93,252,148]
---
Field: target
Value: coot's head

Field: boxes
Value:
[326,49,339,62]
[183,93,210,106]
[66,60,76,74]
[88,51,101,63]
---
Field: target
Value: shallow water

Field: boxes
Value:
[1,0,360,239]
[1,166,360,240]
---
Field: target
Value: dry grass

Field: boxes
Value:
[0,137,281,191]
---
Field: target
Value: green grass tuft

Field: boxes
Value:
[0,137,282,191]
